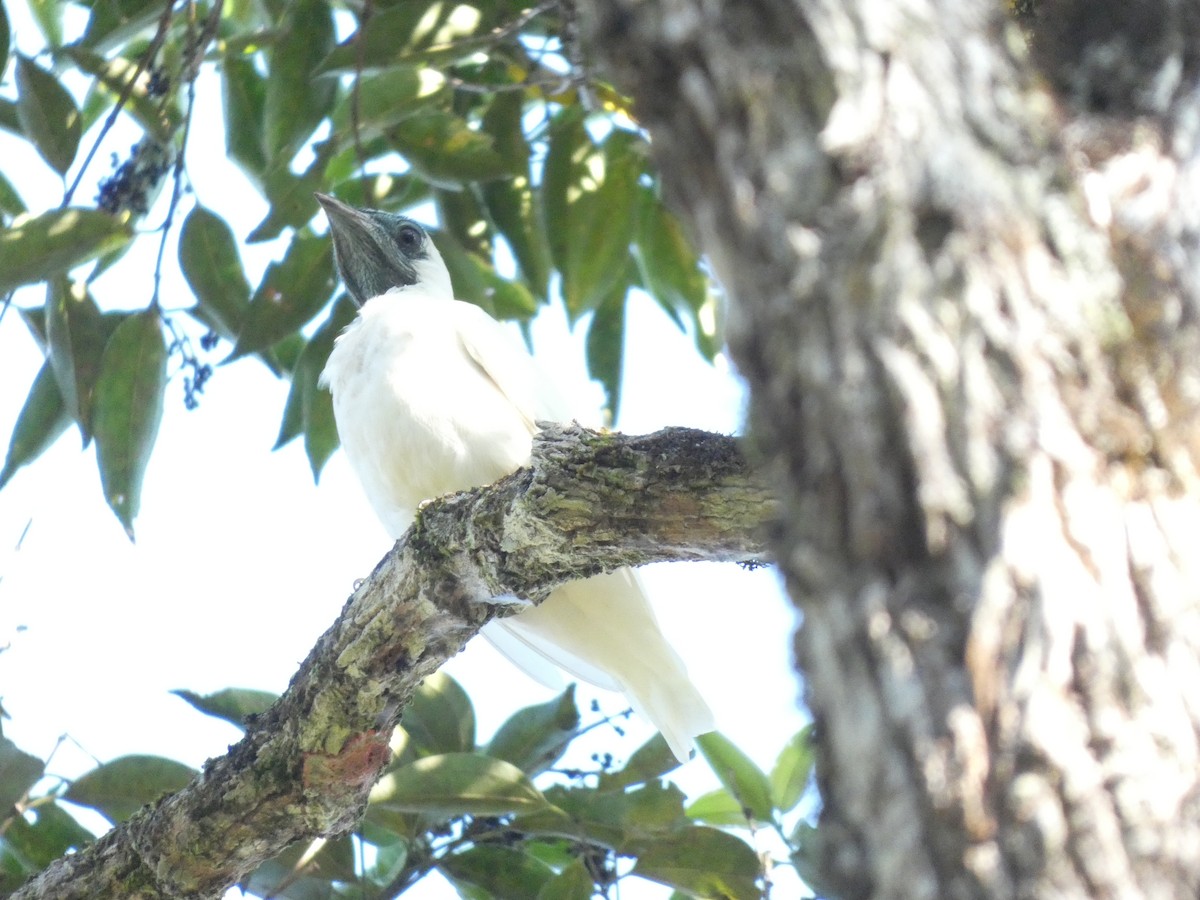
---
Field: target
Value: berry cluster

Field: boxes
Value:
[97,139,172,215]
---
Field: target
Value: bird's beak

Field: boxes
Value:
[316,192,375,308]
[316,192,371,242]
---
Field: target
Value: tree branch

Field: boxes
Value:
[13,425,771,899]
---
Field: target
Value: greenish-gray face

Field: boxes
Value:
[316,193,431,305]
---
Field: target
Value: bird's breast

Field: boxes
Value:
[322,296,536,535]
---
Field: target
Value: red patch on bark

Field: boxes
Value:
[302,730,391,790]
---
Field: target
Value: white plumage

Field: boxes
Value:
[317,195,714,760]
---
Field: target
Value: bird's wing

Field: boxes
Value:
[451,302,573,431]
[499,568,715,760]
[485,614,622,691]
[448,303,648,693]
[479,620,568,689]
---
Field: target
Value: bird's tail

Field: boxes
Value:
[482,568,715,761]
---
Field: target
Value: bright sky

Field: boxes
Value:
[0,8,806,898]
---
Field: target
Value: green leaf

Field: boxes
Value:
[439,845,554,900]
[598,733,683,791]
[230,233,334,359]
[45,279,124,443]
[258,333,306,379]
[0,5,10,84]
[171,687,278,730]
[635,189,708,323]
[2,802,94,870]
[481,89,531,173]
[0,171,26,219]
[362,835,409,886]
[789,821,838,899]
[636,188,722,359]
[329,65,446,144]
[274,297,357,479]
[543,114,642,319]
[274,376,303,451]
[92,309,168,540]
[535,858,592,900]
[64,755,195,823]
[517,781,687,851]
[686,787,750,828]
[246,164,323,243]
[370,753,550,817]
[429,229,537,321]
[0,97,21,137]
[64,48,180,143]
[222,0,268,33]
[482,175,552,301]
[487,264,539,320]
[0,207,132,294]
[263,0,335,161]
[540,106,585,279]
[78,76,109,136]
[19,306,48,347]
[401,671,475,755]
[324,171,430,210]
[696,732,774,823]
[87,226,143,283]
[437,186,492,258]
[632,827,761,900]
[245,834,357,897]
[390,110,517,187]
[316,2,462,73]
[522,841,578,872]
[429,229,493,315]
[15,55,81,175]
[434,230,537,321]
[562,129,642,319]
[361,797,419,844]
[0,360,71,490]
[25,0,62,47]
[486,685,578,777]
[80,0,165,54]
[585,268,630,421]
[178,205,252,341]
[0,737,45,811]
[220,53,268,183]
[770,725,813,814]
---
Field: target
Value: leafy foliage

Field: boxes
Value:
[0,1,782,896]
[0,0,720,540]
[0,675,815,898]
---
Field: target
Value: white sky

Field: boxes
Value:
[0,8,807,898]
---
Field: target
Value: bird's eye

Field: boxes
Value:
[396,224,422,252]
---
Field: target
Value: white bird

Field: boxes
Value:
[316,194,714,761]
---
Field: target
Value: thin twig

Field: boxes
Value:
[447,73,571,95]
[63,0,179,207]
[485,1,558,46]
[150,0,220,311]
[150,81,194,311]
[557,0,595,111]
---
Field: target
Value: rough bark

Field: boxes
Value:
[12,426,769,899]
[583,0,1200,897]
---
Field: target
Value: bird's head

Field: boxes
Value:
[315,193,452,305]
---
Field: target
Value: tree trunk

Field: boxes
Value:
[582,0,1200,896]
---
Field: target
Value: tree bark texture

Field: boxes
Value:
[12,426,769,899]
[583,0,1200,897]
